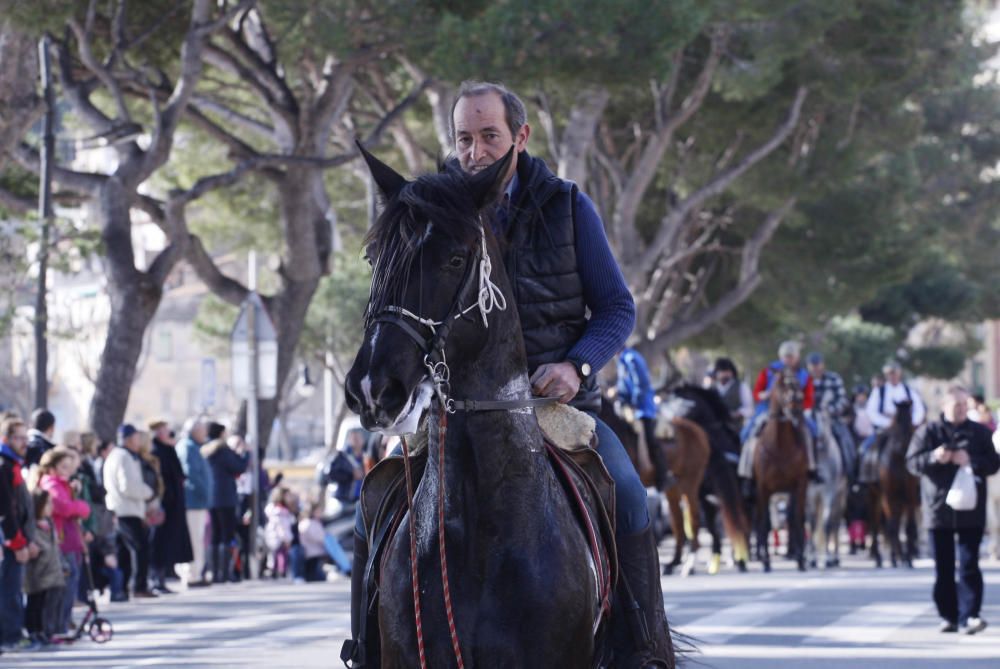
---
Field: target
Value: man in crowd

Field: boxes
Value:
[806,352,857,482]
[0,418,38,651]
[324,429,367,505]
[149,420,192,595]
[25,409,57,468]
[710,357,754,435]
[104,424,155,599]
[859,361,926,483]
[177,418,213,587]
[738,340,820,483]
[617,345,674,490]
[907,386,1000,635]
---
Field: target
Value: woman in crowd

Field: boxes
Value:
[202,423,249,583]
[38,447,90,635]
[24,489,65,645]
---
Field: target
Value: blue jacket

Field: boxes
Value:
[617,347,657,419]
[177,436,213,511]
[200,439,249,509]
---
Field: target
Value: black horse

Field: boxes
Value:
[344,147,659,668]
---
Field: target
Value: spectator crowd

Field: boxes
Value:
[0,408,346,654]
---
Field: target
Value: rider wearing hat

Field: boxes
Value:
[709,357,754,436]
[737,340,821,483]
[806,352,857,482]
[858,360,926,483]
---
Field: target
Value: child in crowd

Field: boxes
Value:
[38,448,90,635]
[295,501,328,583]
[264,487,295,578]
[24,489,65,645]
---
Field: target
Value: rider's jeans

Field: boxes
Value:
[588,412,650,535]
[354,414,652,540]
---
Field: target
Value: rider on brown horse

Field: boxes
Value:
[738,341,821,484]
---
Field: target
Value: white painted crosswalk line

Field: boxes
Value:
[682,601,805,644]
[803,602,934,645]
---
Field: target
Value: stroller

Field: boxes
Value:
[55,524,113,645]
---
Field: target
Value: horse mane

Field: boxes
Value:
[672,384,732,426]
[362,168,490,328]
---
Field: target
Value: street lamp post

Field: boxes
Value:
[34,35,54,409]
[231,251,278,579]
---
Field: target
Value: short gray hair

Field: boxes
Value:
[450,80,528,139]
[778,341,801,358]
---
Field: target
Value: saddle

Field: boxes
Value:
[353,407,618,663]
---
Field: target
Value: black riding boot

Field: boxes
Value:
[615,525,674,668]
[341,531,370,668]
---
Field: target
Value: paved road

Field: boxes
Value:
[4,545,998,668]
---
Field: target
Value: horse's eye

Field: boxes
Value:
[448,255,465,269]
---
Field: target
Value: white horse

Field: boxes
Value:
[806,410,848,568]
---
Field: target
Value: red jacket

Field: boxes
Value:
[40,474,90,555]
[752,364,814,410]
[0,447,28,550]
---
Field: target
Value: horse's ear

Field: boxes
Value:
[356,140,407,200]
[467,145,515,210]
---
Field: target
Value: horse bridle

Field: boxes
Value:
[369,222,557,414]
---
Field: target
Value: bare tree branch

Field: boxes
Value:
[69,8,131,121]
[12,143,107,194]
[634,86,808,281]
[190,94,276,142]
[640,197,796,352]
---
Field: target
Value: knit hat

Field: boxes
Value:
[118,423,137,441]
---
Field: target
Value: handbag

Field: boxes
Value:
[945,464,978,511]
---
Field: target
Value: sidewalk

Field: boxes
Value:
[1,577,351,668]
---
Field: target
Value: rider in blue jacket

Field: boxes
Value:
[617,346,675,489]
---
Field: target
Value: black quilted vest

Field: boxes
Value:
[501,152,601,411]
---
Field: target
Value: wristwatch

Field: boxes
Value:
[567,357,592,382]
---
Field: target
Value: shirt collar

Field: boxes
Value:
[503,173,519,205]
[0,443,23,463]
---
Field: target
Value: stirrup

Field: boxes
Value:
[341,639,364,667]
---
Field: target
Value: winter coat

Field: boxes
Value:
[201,439,249,509]
[299,517,327,559]
[23,518,65,594]
[150,440,193,568]
[906,418,1000,530]
[73,457,104,537]
[0,444,35,550]
[176,436,213,510]
[325,450,363,503]
[40,474,90,555]
[25,430,56,468]
[264,502,294,551]
[103,446,154,519]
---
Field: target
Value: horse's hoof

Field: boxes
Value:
[681,555,696,578]
[737,560,748,573]
[763,562,772,573]
[798,561,807,572]
[825,558,839,569]
[809,559,817,568]
[663,564,674,576]
[707,554,721,576]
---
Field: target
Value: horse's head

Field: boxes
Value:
[345,144,515,434]
[769,367,804,419]
[892,400,914,432]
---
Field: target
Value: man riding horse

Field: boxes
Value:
[344,81,672,667]
[859,361,926,483]
[806,352,857,483]
[738,341,821,484]
[617,346,676,490]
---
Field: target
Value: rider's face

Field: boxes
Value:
[807,362,824,376]
[715,372,733,385]
[782,354,799,368]
[453,92,528,185]
[886,369,901,385]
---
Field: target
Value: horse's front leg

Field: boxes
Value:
[755,488,771,573]
[664,488,685,575]
[792,482,808,572]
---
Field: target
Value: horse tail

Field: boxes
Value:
[705,444,751,564]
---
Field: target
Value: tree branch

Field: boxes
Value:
[0,186,33,214]
[634,86,808,281]
[69,7,131,121]
[640,197,796,352]
[190,94,276,142]
[12,143,107,194]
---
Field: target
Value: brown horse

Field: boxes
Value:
[753,367,809,572]
[603,389,750,577]
[868,401,920,568]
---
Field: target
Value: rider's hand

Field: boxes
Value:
[530,362,581,404]
[13,547,30,563]
[933,446,952,464]
[27,542,40,559]
[951,449,970,467]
